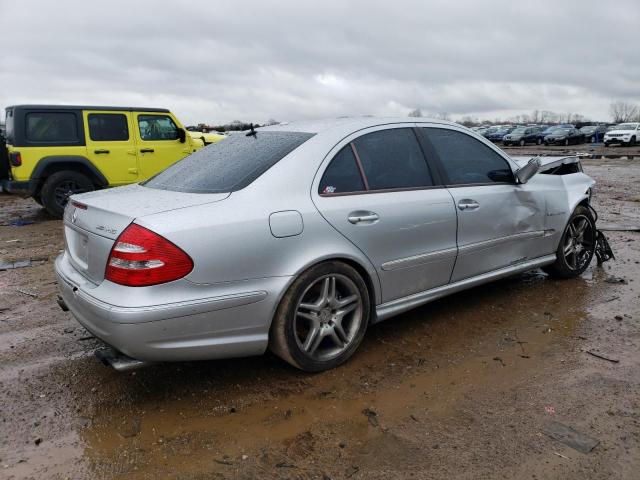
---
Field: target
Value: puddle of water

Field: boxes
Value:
[76,269,595,478]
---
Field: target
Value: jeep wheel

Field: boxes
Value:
[628,136,636,147]
[40,171,95,218]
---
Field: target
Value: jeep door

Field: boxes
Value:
[134,113,192,179]
[313,125,458,303]
[83,111,138,185]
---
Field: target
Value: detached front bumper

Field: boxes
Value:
[55,252,290,362]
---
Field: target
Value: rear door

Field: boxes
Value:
[83,111,138,185]
[134,112,191,179]
[419,126,548,282]
[313,125,458,303]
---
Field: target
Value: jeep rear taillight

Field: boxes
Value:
[9,152,22,167]
[105,224,193,287]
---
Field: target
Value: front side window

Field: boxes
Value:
[138,115,179,141]
[25,112,79,143]
[319,145,365,194]
[88,113,129,141]
[423,128,514,185]
[353,128,433,190]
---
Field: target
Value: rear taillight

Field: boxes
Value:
[105,224,193,287]
[9,152,22,167]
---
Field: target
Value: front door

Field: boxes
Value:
[134,113,191,179]
[313,126,458,303]
[419,126,548,282]
[83,111,138,185]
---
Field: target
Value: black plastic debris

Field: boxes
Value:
[543,422,600,453]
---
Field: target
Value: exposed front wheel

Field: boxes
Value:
[269,261,370,372]
[40,171,95,218]
[564,139,569,146]
[590,136,596,143]
[519,139,525,146]
[543,206,596,279]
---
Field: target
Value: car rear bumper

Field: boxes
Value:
[55,252,291,362]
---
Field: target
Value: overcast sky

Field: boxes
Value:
[1,0,638,125]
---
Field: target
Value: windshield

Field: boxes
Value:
[615,123,638,130]
[551,128,571,134]
[580,126,596,132]
[144,131,315,193]
[511,127,527,134]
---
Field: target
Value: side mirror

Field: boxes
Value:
[177,128,186,143]
[515,157,541,184]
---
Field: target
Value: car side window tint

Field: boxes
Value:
[423,128,514,185]
[353,128,433,190]
[88,114,129,141]
[138,115,179,141]
[25,112,79,143]
[319,145,365,194]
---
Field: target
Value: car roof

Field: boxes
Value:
[6,104,170,113]
[258,116,460,134]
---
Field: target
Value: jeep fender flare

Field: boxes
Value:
[29,156,108,195]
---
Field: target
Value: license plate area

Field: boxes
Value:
[65,226,89,270]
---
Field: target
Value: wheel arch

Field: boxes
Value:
[29,156,108,195]
[267,254,381,333]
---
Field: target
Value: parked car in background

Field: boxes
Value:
[55,117,608,372]
[503,126,543,146]
[603,122,640,147]
[538,124,574,141]
[0,105,224,217]
[578,125,607,143]
[544,127,584,146]
[485,126,515,142]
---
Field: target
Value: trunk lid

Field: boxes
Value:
[63,184,229,284]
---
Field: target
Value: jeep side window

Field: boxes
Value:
[138,115,179,141]
[25,112,79,143]
[88,113,129,141]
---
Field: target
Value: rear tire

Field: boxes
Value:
[40,171,95,218]
[519,139,525,146]
[543,205,596,279]
[536,138,542,145]
[269,261,370,372]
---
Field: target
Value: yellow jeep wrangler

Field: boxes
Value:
[0,105,224,217]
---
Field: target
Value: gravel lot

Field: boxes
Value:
[1,153,638,479]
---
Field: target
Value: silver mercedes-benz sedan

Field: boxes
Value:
[55,117,611,372]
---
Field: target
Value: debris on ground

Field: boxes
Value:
[598,224,640,232]
[0,257,47,271]
[586,350,620,363]
[362,408,379,426]
[543,422,600,453]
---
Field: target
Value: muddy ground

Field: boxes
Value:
[1,154,639,480]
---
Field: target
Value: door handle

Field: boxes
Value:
[140,148,155,153]
[94,149,110,154]
[458,199,480,211]
[348,211,379,224]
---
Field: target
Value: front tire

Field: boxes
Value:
[40,171,95,218]
[543,206,596,279]
[519,139,525,146]
[564,139,569,146]
[269,261,370,372]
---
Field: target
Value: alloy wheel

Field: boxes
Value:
[563,214,594,271]
[294,274,363,361]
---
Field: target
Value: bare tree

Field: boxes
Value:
[434,112,451,121]
[609,101,639,123]
[408,108,423,118]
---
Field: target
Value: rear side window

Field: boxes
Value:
[144,131,315,193]
[423,128,514,185]
[88,113,129,141]
[25,112,79,143]
[353,128,433,190]
[138,115,179,141]
[319,145,365,194]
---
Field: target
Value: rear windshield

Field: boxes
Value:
[144,131,314,193]
[4,108,14,144]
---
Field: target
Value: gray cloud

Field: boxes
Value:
[1,0,638,124]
